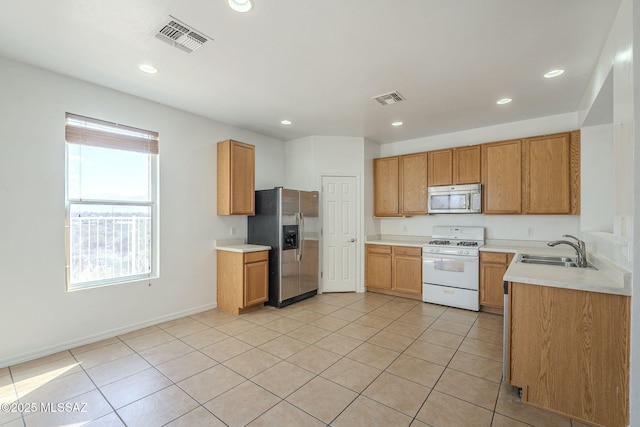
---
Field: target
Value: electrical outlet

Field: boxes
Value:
[528,227,534,237]
[229,227,236,236]
[621,243,630,261]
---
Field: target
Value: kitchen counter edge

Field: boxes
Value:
[216,244,272,253]
[484,244,632,297]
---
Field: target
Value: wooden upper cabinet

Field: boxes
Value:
[400,152,428,215]
[374,156,400,217]
[217,139,255,215]
[428,145,480,186]
[453,145,481,184]
[482,140,522,214]
[523,131,580,214]
[428,149,453,186]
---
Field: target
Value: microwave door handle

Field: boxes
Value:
[466,193,471,209]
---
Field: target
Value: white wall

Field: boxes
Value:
[580,124,614,233]
[577,0,638,424]
[0,57,285,367]
[377,113,581,241]
[284,136,368,290]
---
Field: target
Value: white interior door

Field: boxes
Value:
[322,176,358,292]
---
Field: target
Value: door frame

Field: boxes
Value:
[319,173,364,294]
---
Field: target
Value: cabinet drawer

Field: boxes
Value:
[480,252,510,264]
[245,251,268,263]
[366,244,392,254]
[393,246,422,257]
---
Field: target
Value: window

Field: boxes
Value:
[65,113,158,290]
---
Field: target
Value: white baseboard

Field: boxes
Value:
[0,302,217,369]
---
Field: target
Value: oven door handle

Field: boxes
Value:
[423,253,479,262]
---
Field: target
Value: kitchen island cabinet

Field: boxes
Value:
[217,249,268,314]
[507,282,629,427]
[365,244,422,300]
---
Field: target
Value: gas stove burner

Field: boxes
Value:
[457,241,479,247]
[429,240,450,245]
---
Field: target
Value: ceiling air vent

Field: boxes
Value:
[155,16,210,53]
[372,91,405,106]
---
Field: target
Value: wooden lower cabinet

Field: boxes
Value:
[366,244,422,300]
[479,251,513,313]
[217,250,268,315]
[507,282,630,427]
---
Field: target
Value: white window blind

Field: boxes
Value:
[65,113,159,290]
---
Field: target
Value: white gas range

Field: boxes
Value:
[422,226,485,311]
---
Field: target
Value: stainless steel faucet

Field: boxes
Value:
[547,234,588,268]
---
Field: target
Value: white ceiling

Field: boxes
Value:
[0,0,622,144]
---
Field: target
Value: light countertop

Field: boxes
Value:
[215,244,271,253]
[486,243,632,297]
[366,236,631,296]
[365,235,430,248]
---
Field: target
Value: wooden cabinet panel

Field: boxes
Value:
[217,250,268,314]
[479,252,513,312]
[482,140,522,214]
[508,282,629,427]
[217,139,255,215]
[392,253,422,294]
[400,152,428,215]
[374,157,400,217]
[428,149,453,186]
[453,145,481,184]
[523,132,579,214]
[365,245,392,289]
[244,260,268,307]
[366,244,422,299]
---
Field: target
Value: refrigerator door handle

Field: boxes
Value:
[297,212,305,261]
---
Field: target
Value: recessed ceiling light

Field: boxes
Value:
[496,98,512,105]
[138,64,158,74]
[391,121,403,127]
[228,0,253,12]
[280,119,292,125]
[544,69,565,78]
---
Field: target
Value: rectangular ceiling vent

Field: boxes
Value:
[155,16,210,53]
[372,91,405,106]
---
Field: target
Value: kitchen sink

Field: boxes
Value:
[516,253,597,269]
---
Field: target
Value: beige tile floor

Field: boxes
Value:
[0,292,590,427]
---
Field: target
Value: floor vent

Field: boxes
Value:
[155,16,210,53]
[372,91,405,106]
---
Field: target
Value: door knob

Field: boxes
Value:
[348,238,356,242]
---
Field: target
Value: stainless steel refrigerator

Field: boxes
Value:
[247,188,319,308]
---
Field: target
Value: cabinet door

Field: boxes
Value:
[482,140,522,214]
[217,140,255,215]
[244,260,268,307]
[453,145,481,184]
[374,157,400,217]
[509,282,630,427]
[366,245,392,289]
[480,252,513,309]
[523,133,571,214]
[392,249,422,295]
[428,149,453,186]
[230,141,255,215]
[400,152,428,215]
[480,262,507,308]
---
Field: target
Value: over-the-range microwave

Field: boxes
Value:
[427,183,482,214]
